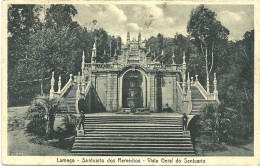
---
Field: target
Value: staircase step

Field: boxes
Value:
[84,124,183,127]
[74,139,192,144]
[71,115,195,156]
[76,136,191,141]
[84,129,182,132]
[73,143,192,147]
[84,134,185,137]
[71,149,195,154]
[72,152,195,156]
[72,146,194,151]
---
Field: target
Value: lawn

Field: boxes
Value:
[196,143,253,156]
[8,106,71,156]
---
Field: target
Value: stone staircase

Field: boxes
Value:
[190,86,216,115]
[63,82,77,113]
[71,116,195,156]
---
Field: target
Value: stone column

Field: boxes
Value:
[106,73,112,112]
[149,73,156,112]
[49,72,55,99]
[111,73,118,111]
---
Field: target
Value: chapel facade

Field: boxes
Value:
[50,32,219,115]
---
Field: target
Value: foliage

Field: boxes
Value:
[187,5,229,87]
[45,5,78,31]
[7,4,121,106]
[26,95,67,137]
[197,103,231,143]
[8,5,43,106]
[217,30,254,139]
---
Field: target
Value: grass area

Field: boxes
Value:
[196,142,253,156]
[8,106,71,156]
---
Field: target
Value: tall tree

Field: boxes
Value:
[45,5,78,30]
[187,5,229,92]
[8,5,43,106]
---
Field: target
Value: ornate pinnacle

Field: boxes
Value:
[183,51,186,65]
[82,51,85,60]
[58,75,61,93]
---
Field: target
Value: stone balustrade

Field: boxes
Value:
[84,63,183,71]
[49,72,74,99]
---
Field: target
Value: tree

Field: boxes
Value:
[45,5,78,31]
[8,5,43,106]
[187,5,229,92]
[26,95,67,137]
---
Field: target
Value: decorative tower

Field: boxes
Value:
[58,75,61,94]
[81,71,85,93]
[50,71,55,98]
[207,75,210,93]
[213,73,219,101]
[81,51,85,75]
[182,51,186,93]
[76,72,81,100]
[187,72,191,100]
[91,43,96,69]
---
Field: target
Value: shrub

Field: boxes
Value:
[26,95,67,138]
[196,103,231,143]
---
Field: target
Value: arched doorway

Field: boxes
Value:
[122,70,144,108]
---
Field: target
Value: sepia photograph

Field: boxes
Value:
[2,1,259,165]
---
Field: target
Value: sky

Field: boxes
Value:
[49,4,254,43]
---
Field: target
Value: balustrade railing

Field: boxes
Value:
[60,78,73,97]
[193,80,209,100]
[81,81,91,96]
[84,62,183,71]
[192,79,216,100]
[85,63,122,69]
[146,63,183,70]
